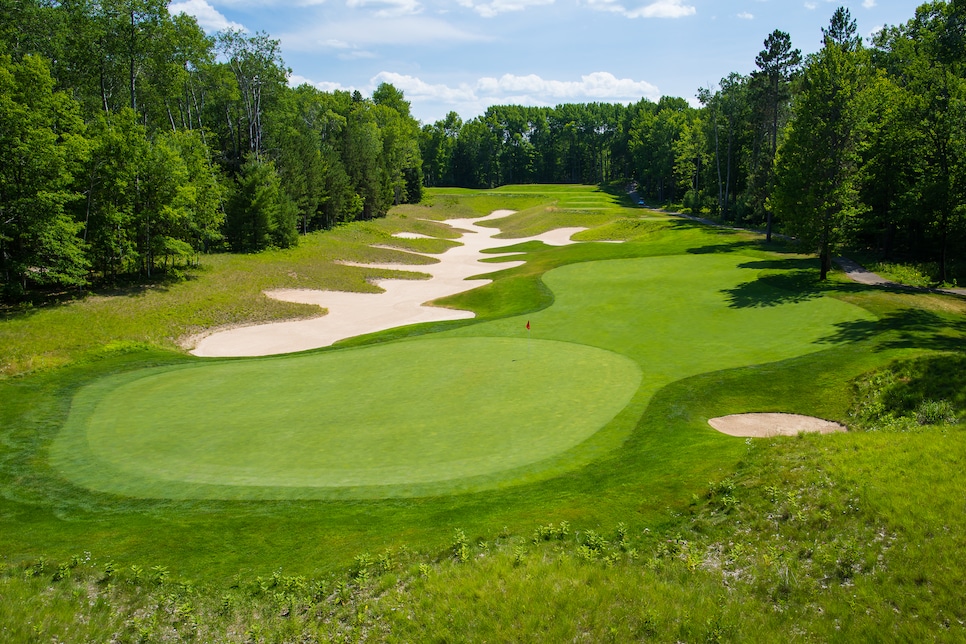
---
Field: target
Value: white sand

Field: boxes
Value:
[190,212,588,357]
[708,413,847,438]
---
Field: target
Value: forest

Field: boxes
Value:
[0,0,423,297]
[421,3,965,283]
[1,1,963,298]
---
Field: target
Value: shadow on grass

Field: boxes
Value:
[736,258,816,271]
[686,240,761,255]
[1,267,203,320]
[722,272,829,308]
[818,308,966,352]
[597,182,639,208]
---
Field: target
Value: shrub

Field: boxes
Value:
[452,529,469,563]
[915,399,956,426]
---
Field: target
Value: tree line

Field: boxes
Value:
[3,1,962,298]
[0,0,422,298]
[420,2,965,282]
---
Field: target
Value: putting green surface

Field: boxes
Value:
[54,252,874,500]
[53,338,640,498]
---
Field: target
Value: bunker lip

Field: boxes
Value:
[188,211,588,358]
[708,413,847,438]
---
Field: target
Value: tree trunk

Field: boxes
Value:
[129,8,136,113]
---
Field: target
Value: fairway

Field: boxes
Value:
[52,251,873,500]
[53,337,641,498]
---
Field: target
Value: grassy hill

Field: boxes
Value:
[1,185,964,642]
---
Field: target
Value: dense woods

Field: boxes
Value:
[421,2,965,282]
[0,0,422,297]
[1,1,963,298]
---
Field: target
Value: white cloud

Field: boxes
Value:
[169,0,246,32]
[279,16,489,50]
[737,11,753,19]
[289,74,357,93]
[201,0,326,6]
[582,0,625,13]
[475,71,660,102]
[628,0,695,18]
[804,2,817,9]
[862,0,876,8]
[373,72,479,102]
[289,70,661,122]
[346,0,423,17]
[313,38,378,59]
[457,0,555,17]
[585,0,696,19]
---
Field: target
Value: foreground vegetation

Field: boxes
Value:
[1,185,965,641]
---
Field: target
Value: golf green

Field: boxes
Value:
[53,337,641,498]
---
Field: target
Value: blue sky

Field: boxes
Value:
[169,0,926,124]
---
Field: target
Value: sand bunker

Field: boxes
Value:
[708,413,847,438]
[190,212,588,357]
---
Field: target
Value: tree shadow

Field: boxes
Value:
[598,182,639,208]
[817,308,966,352]
[1,269,201,321]
[687,240,762,255]
[736,258,818,271]
[722,270,828,308]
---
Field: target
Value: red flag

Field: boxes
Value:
[526,320,530,330]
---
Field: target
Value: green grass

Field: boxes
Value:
[1,184,966,641]
[54,338,641,498]
[54,251,869,502]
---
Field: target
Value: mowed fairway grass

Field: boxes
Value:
[53,253,868,500]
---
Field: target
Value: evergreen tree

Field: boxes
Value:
[774,10,867,280]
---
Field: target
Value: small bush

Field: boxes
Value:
[850,355,965,430]
[915,400,956,426]
[452,529,469,563]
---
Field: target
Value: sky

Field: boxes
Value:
[168,0,927,124]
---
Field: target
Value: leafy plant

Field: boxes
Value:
[452,529,470,563]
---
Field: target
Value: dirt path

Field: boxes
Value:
[834,256,966,296]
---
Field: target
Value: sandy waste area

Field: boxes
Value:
[190,211,587,357]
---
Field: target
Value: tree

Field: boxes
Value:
[268,84,326,234]
[225,155,296,251]
[774,10,867,280]
[0,54,90,295]
[673,115,708,212]
[749,30,801,239]
[217,29,288,160]
[823,6,863,52]
[893,2,965,283]
[698,74,750,219]
[81,108,149,279]
[419,112,461,187]
[371,83,423,206]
